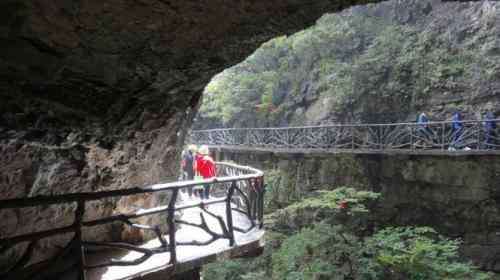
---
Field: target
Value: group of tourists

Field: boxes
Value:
[180,145,216,200]
[416,109,497,150]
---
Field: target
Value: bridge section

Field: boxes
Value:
[191,119,500,155]
[0,162,265,280]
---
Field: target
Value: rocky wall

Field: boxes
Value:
[218,149,500,272]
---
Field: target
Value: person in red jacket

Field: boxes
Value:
[195,145,216,200]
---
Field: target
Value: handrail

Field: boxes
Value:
[193,119,500,132]
[0,165,263,209]
[191,119,500,152]
[0,161,265,280]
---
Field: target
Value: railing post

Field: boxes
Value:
[226,182,236,246]
[476,122,481,150]
[410,125,414,151]
[325,127,330,149]
[168,189,179,264]
[351,126,355,150]
[441,122,446,150]
[286,129,290,148]
[378,126,382,150]
[239,130,244,146]
[75,200,86,280]
[259,178,265,229]
[252,186,258,221]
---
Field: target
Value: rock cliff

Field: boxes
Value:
[196,0,500,128]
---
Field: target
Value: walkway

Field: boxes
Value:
[0,162,265,280]
[191,119,500,155]
[87,194,264,280]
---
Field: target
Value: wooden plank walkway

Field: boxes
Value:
[87,195,264,280]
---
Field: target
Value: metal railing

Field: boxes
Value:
[0,162,265,280]
[191,119,500,152]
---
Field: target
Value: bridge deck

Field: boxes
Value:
[87,193,264,280]
[191,120,500,155]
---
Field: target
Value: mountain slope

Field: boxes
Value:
[196,0,500,129]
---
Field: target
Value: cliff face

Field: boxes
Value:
[196,0,500,129]
[0,0,381,271]
[218,150,500,272]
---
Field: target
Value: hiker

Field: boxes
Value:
[416,112,433,146]
[449,111,463,150]
[484,109,496,149]
[181,145,196,197]
[195,145,216,200]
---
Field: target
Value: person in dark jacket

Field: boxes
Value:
[450,111,463,150]
[484,110,496,149]
[417,112,433,147]
[182,145,196,197]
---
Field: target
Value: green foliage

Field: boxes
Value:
[366,227,491,280]
[240,271,266,280]
[270,224,491,280]
[271,223,368,280]
[263,169,285,213]
[290,187,380,215]
[196,3,497,128]
[202,231,287,280]
[202,260,245,280]
[203,186,491,280]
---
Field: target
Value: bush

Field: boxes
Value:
[271,225,491,280]
[366,227,491,280]
[271,223,369,280]
[203,188,490,280]
[290,187,380,215]
[202,231,287,280]
[263,169,288,213]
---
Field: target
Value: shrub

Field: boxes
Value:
[203,189,491,280]
[290,187,380,215]
[271,223,369,280]
[366,227,491,280]
[271,225,491,280]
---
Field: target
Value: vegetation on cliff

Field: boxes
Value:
[196,0,499,128]
[203,188,490,280]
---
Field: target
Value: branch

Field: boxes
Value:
[175,212,227,247]
[233,225,254,233]
[200,207,230,238]
[83,241,168,268]
[125,221,168,248]
[175,217,223,246]
[10,241,37,271]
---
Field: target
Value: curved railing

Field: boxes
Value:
[191,119,500,152]
[0,162,265,280]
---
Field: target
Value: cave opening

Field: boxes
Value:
[1,0,500,279]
